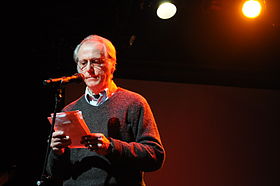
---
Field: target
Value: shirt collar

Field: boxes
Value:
[84,81,118,106]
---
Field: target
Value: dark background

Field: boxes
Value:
[36,0,280,89]
[13,0,279,185]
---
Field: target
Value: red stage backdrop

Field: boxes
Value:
[65,78,279,186]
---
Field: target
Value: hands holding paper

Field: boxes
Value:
[50,131,112,156]
[49,110,112,155]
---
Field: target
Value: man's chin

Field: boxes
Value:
[85,78,101,86]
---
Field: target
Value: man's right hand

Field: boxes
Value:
[50,131,72,155]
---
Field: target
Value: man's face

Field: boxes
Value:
[76,41,115,93]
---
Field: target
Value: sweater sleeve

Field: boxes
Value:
[46,148,72,180]
[108,97,166,172]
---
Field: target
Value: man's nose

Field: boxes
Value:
[84,61,95,73]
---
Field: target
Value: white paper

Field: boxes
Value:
[48,110,91,148]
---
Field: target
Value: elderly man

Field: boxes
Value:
[47,35,165,186]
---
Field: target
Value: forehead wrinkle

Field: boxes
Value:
[78,42,107,59]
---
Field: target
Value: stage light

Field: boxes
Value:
[157,2,177,19]
[242,0,262,19]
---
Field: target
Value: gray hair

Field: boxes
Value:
[73,35,117,70]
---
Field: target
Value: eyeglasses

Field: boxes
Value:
[77,58,106,71]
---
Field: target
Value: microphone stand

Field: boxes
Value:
[37,82,64,186]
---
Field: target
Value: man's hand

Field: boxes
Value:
[81,133,112,155]
[50,131,72,155]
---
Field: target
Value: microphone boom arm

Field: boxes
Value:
[43,73,84,85]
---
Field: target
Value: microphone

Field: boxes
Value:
[43,73,84,85]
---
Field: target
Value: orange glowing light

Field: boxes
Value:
[242,0,262,19]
